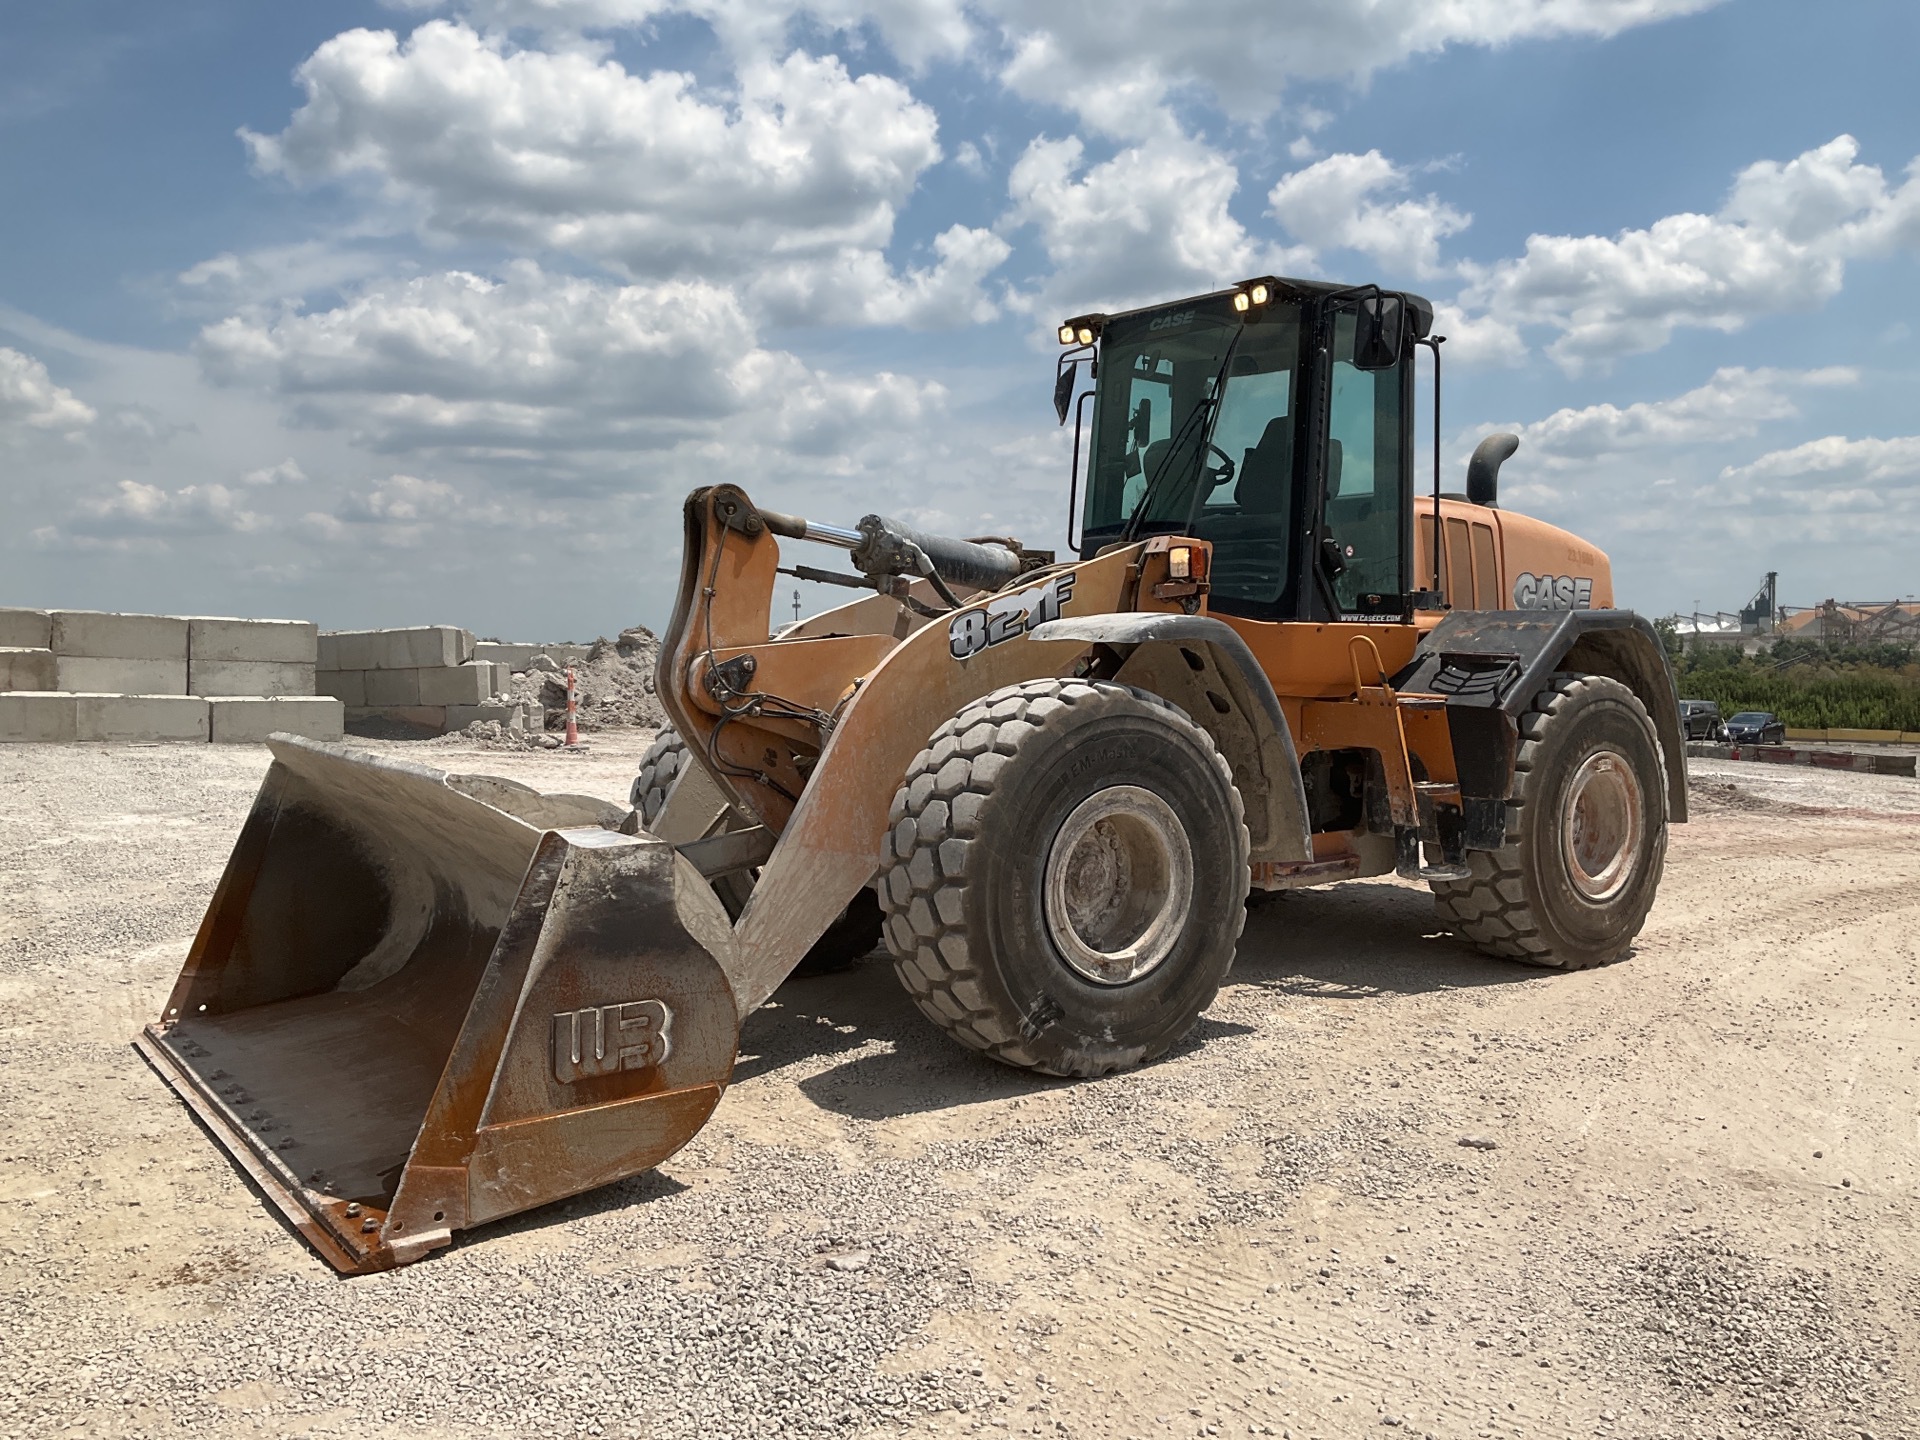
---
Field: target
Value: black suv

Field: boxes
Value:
[1679,700,1725,740]
[1725,710,1787,744]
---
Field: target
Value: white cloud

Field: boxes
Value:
[196,263,942,461]
[1006,133,1305,316]
[1671,434,1920,546]
[1720,434,1920,490]
[406,0,975,70]
[172,242,406,315]
[36,479,268,551]
[1510,365,1857,466]
[1457,136,1920,371]
[402,0,1719,135]
[241,23,1002,324]
[241,458,309,487]
[991,0,1723,133]
[0,346,95,439]
[1267,150,1470,280]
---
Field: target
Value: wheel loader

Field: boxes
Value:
[138,275,1685,1273]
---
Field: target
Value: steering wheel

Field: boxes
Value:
[1202,442,1236,490]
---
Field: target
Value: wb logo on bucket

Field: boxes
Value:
[553,999,673,1083]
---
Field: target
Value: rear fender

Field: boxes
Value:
[1026,614,1313,865]
[727,547,1142,1016]
[1392,610,1687,823]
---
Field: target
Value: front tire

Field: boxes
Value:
[632,727,881,977]
[878,679,1249,1077]
[1431,673,1667,970]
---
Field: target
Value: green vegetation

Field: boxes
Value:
[1669,635,1920,731]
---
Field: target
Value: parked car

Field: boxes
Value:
[1679,699,1725,741]
[1724,710,1787,744]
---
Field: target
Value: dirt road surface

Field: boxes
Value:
[1,738,1915,1440]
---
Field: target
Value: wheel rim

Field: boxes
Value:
[1043,785,1195,986]
[1562,749,1645,902]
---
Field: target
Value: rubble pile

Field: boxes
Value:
[505,626,666,732]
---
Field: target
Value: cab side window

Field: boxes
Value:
[1324,313,1407,611]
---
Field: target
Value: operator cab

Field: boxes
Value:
[1065,279,1433,625]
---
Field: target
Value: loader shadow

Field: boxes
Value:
[1232,880,1562,999]
[473,1168,694,1251]
[730,880,1562,1125]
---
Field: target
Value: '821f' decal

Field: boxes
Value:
[948,573,1078,660]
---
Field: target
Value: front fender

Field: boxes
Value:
[1029,614,1313,865]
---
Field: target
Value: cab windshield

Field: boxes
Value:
[1078,297,1304,607]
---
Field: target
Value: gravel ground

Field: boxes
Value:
[0,738,1915,1439]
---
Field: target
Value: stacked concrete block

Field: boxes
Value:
[0,692,78,742]
[208,696,345,744]
[319,626,519,735]
[187,617,317,697]
[75,694,210,742]
[0,608,52,648]
[0,606,337,743]
[0,648,57,691]
[50,611,189,695]
[473,641,538,671]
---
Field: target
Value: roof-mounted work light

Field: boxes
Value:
[1231,277,1278,314]
[1057,314,1106,347]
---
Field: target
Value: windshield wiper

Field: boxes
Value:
[1119,324,1245,544]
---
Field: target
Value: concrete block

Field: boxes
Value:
[0,648,56,692]
[363,668,422,706]
[445,702,525,731]
[490,661,512,695]
[0,691,78,742]
[56,656,188,694]
[315,669,367,706]
[189,660,316,698]
[74,694,209,742]
[187,616,318,665]
[317,631,376,671]
[539,643,593,666]
[346,705,447,735]
[473,642,539,672]
[0,608,52,649]
[50,610,189,660]
[209,696,345,744]
[418,661,493,705]
[375,627,473,670]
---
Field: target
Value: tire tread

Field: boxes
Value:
[876,678,1248,1076]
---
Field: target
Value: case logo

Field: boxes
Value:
[1512,572,1594,611]
[553,1000,673,1083]
[948,573,1078,661]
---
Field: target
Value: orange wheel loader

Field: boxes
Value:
[138,275,1686,1272]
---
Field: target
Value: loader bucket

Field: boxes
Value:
[135,737,739,1273]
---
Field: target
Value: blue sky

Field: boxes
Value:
[3,0,1917,638]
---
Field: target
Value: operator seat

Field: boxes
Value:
[1204,417,1294,603]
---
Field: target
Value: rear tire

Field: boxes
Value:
[1431,673,1667,970]
[877,679,1249,1077]
[631,726,881,977]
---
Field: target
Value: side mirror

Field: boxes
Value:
[1053,359,1077,425]
[1131,397,1152,450]
[1353,294,1405,371]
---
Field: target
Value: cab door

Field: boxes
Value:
[1318,309,1412,618]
